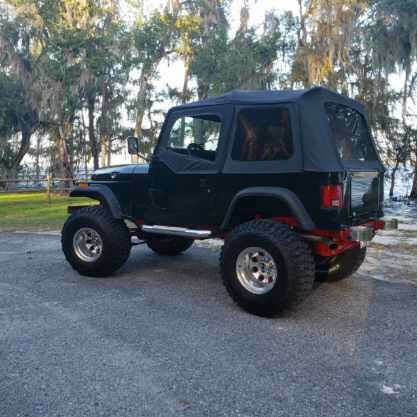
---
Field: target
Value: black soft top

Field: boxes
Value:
[174,87,363,112]
[169,87,383,173]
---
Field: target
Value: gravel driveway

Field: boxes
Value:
[1,232,416,417]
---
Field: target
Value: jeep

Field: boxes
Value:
[62,87,397,317]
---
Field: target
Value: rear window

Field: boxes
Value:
[325,102,377,161]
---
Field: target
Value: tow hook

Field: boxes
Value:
[381,218,399,231]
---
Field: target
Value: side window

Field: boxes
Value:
[232,107,294,161]
[167,114,222,161]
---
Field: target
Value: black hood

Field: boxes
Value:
[91,164,149,180]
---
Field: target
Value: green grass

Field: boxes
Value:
[0,192,95,232]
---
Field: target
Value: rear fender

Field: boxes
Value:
[221,187,315,231]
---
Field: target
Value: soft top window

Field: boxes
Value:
[325,102,377,162]
[167,114,221,161]
[231,107,294,162]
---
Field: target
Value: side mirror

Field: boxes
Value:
[127,136,139,155]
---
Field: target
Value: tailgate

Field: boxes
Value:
[347,171,382,222]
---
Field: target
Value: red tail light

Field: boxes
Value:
[321,184,344,209]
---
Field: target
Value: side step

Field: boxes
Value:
[141,225,212,239]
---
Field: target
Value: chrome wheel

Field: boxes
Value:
[236,247,278,295]
[73,227,103,262]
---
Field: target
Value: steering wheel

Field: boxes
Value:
[187,143,205,154]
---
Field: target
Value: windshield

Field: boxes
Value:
[325,102,377,162]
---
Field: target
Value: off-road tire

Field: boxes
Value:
[317,245,367,282]
[146,235,194,256]
[220,220,315,317]
[62,206,131,277]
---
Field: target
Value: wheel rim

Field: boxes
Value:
[236,247,278,295]
[73,227,103,262]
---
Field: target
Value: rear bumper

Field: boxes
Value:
[303,217,398,257]
[350,217,398,242]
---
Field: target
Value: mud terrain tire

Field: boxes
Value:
[317,245,367,282]
[62,206,131,277]
[220,220,315,317]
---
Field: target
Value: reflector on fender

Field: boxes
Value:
[78,182,89,188]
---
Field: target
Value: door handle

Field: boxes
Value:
[199,178,208,188]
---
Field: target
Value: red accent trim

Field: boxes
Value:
[312,240,358,257]
[272,216,299,227]
[367,219,385,230]
[269,216,380,257]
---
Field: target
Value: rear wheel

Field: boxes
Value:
[316,245,367,282]
[62,206,131,277]
[146,235,194,256]
[220,220,315,317]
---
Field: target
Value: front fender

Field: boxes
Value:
[70,184,123,219]
[220,186,315,231]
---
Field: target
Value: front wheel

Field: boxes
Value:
[220,220,315,317]
[62,206,131,277]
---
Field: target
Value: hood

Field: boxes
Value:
[91,164,149,180]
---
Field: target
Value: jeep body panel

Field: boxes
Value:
[220,187,315,231]
[75,164,151,220]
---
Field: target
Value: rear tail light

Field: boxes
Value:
[321,184,344,209]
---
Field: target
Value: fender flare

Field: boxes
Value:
[70,184,123,219]
[220,186,315,231]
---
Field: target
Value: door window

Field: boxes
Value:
[167,114,222,161]
[232,107,294,161]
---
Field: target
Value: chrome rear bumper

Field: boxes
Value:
[381,217,398,231]
[350,217,398,242]
[350,226,374,242]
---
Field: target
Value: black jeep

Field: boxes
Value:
[62,87,397,316]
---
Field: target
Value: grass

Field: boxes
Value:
[0,192,95,232]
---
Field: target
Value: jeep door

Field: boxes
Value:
[145,105,232,227]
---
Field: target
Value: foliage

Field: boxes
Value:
[0,0,417,197]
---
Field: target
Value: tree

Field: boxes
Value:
[129,3,180,158]
[0,73,38,185]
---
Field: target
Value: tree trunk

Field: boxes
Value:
[3,129,33,190]
[402,65,410,123]
[4,166,19,191]
[88,96,99,169]
[107,139,112,167]
[410,157,417,199]
[389,162,399,198]
[81,111,89,177]
[133,68,149,163]
[100,81,111,168]
[57,124,73,193]
[35,134,41,183]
